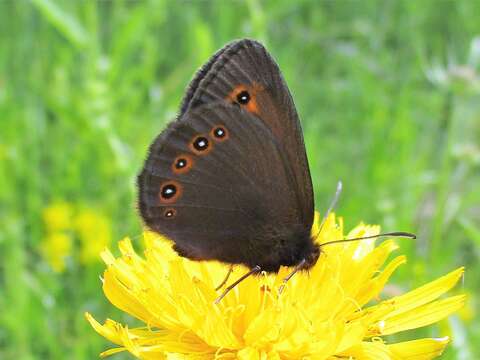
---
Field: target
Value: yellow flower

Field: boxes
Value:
[86,214,465,359]
[42,201,73,231]
[75,209,112,264]
[40,232,72,272]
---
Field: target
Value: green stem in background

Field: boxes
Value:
[30,0,89,49]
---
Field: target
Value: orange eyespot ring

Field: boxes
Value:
[189,134,213,155]
[163,208,177,219]
[210,125,229,142]
[172,154,194,174]
[226,83,264,115]
[159,180,182,204]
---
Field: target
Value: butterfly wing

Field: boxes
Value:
[178,39,314,227]
[138,103,314,272]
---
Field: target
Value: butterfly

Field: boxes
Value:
[137,39,413,301]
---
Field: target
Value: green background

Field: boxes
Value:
[1,0,478,358]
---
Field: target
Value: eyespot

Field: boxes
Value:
[172,154,193,174]
[236,91,250,105]
[189,135,212,155]
[159,181,182,204]
[226,83,264,115]
[163,208,176,219]
[210,125,229,142]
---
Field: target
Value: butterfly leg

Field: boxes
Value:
[278,258,306,295]
[215,265,234,290]
[214,265,261,304]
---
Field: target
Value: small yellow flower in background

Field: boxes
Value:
[40,232,72,273]
[86,214,465,359]
[42,201,72,231]
[41,201,74,272]
[40,202,112,271]
[75,209,112,264]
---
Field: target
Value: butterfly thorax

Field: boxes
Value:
[241,224,319,273]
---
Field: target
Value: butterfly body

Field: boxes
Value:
[138,39,318,273]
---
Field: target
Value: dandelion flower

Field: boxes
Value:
[86,214,465,359]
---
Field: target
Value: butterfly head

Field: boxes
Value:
[303,241,321,270]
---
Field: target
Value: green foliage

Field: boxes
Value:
[1,0,479,358]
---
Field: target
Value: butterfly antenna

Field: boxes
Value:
[214,265,261,304]
[314,181,343,241]
[278,258,306,295]
[215,265,234,290]
[319,231,416,248]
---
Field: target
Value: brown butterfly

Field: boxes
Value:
[137,39,414,301]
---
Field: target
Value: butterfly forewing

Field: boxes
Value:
[179,39,314,227]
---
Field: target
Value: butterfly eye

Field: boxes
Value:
[159,181,182,203]
[210,126,229,142]
[172,155,193,174]
[236,90,250,105]
[163,208,176,219]
[190,135,212,155]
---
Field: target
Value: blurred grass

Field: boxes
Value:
[0,0,479,359]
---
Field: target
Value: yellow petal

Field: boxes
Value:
[101,266,152,323]
[381,295,466,335]
[100,347,127,358]
[385,268,464,318]
[388,337,450,359]
[343,340,391,360]
[355,255,407,307]
[237,347,260,360]
[85,312,124,346]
